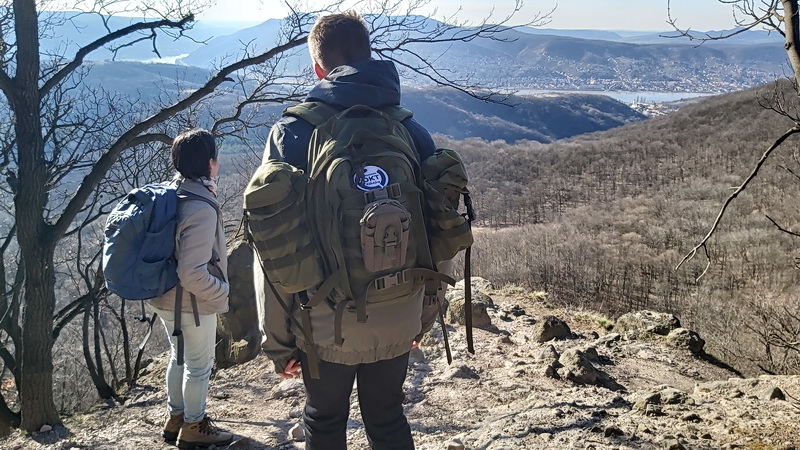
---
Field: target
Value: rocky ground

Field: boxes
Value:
[2,279,800,449]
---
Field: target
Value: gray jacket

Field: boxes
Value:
[150,179,229,315]
[257,59,439,371]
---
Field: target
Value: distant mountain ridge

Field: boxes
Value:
[32,12,789,93]
[77,60,645,143]
[518,26,785,45]
[179,20,786,93]
[35,11,249,62]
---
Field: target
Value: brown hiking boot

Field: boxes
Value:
[163,413,184,443]
[177,415,233,449]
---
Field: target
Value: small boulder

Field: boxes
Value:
[664,439,686,450]
[445,278,494,308]
[288,423,305,440]
[543,363,559,379]
[532,315,572,343]
[271,378,304,399]
[681,412,702,422]
[595,333,621,347]
[635,386,691,408]
[447,300,491,327]
[536,344,560,363]
[453,277,494,292]
[445,289,493,306]
[767,387,786,401]
[446,438,466,450]
[228,437,256,449]
[509,305,526,316]
[666,328,705,353]
[616,311,680,336]
[443,364,480,380]
[558,348,599,385]
[580,346,601,363]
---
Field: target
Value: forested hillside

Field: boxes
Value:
[78,61,645,143]
[451,81,800,376]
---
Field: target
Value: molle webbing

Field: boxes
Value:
[243,161,324,294]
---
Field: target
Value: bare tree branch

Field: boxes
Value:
[666,0,780,42]
[40,15,195,97]
[51,36,308,241]
[765,214,800,236]
[676,125,800,277]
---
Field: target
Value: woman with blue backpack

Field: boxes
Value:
[147,128,234,448]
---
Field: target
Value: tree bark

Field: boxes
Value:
[781,0,800,86]
[12,0,60,431]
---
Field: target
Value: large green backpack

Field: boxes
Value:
[244,101,474,375]
[296,102,459,333]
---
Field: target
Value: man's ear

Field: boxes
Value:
[313,61,326,80]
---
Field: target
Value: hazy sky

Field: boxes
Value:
[197,0,737,31]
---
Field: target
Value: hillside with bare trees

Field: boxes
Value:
[451,81,800,377]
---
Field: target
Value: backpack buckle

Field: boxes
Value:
[374,270,407,290]
[364,188,388,203]
[364,183,402,203]
[386,183,402,199]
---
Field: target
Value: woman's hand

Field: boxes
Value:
[277,358,303,379]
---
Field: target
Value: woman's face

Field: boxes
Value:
[209,157,220,178]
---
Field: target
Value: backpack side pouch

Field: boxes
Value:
[360,198,411,273]
[421,149,474,264]
[244,161,323,293]
[422,148,469,209]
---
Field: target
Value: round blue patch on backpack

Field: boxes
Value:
[355,165,389,191]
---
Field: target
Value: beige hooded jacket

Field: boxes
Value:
[149,179,229,315]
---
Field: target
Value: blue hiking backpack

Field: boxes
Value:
[103,181,219,366]
[103,182,181,300]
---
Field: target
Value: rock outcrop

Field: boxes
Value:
[7,281,800,450]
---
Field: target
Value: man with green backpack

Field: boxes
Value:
[245,11,473,450]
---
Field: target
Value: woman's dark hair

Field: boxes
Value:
[171,128,217,179]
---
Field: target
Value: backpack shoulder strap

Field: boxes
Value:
[178,191,220,217]
[284,101,339,127]
[382,105,413,122]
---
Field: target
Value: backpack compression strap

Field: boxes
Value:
[463,191,476,354]
[243,223,323,379]
[171,191,220,365]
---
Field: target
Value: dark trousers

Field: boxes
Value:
[299,351,414,450]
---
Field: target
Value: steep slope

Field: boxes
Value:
[446,80,800,378]
[2,280,797,449]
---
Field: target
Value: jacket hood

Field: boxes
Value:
[176,177,219,206]
[306,59,401,108]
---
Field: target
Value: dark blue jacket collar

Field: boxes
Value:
[306,60,401,108]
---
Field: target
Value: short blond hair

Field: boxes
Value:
[308,12,371,73]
